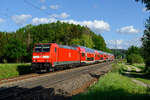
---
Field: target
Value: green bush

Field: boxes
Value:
[127,54,144,65]
[0,63,32,79]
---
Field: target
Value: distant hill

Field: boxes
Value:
[111,49,127,58]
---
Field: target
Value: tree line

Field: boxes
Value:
[126,46,144,65]
[111,49,127,59]
[128,0,150,73]
[0,21,111,63]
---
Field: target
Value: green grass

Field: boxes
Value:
[132,64,145,71]
[73,64,150,100]
[130,64,150,86]
[135,78,150,85]
[119,63,145,73]
[0,63,32,79]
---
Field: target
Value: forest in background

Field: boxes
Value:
[0,21,112,63]
[111,49,127,59]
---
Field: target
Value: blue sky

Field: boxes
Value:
[0,0,149,49]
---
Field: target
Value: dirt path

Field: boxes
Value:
[132,66,141,72]
[125,65,150,88]
[127,66,131,71]
[131,78,150,88]
[126,65,141,72]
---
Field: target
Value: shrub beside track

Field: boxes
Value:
[0,63,32,79]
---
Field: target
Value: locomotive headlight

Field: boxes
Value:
[43,56,49,58]
[45,60,49,62]
[33,56,39,58]
[33,60,37,62]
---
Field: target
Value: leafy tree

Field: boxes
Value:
[136,0,150,10]
[0,32,7,61]
[92,34,106,51]
[126,46,140,55]
[0,32,14,62]
[141,18,150,71]
[127,54,144,64]
[126,46,142,64]
[6,38,27,63]
[111,49,126,58]
[70,38,81,45]
[135,0,150,72]
[80,34,94,48]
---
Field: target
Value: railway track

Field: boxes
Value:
[0,73,39,84]
[0,63,106,85]
[0,62,113,100]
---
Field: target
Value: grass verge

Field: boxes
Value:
[0,63,32,79]
[73,64,150,100]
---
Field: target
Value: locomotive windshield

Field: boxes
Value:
[34,44,50,52]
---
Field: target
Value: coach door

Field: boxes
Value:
[53,47,58,66]
[81,52,86,61]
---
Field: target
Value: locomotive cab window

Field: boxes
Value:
[34,45,42,52]
[34,44,50,52]
[42,45,50,52]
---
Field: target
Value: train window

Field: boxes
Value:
[42,45,50,52]
[87,57,94,61]
[34,44,50,52]
[55,48,57,52]
[82,53,85,57]
[34,47,42,52]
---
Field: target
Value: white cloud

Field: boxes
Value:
[106,40,123,49]
[0,18,5,23]
[50,5,59,10]
[11,14,32,25]
[40,0,45,3]
[32,17,56,25]
[106,38,141,49]
[60,13,70,19]
[49,12,70,19]
[40,5,47,10]
[61,20,110,33]
[31,17,110,34]
[117,26,140,34]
